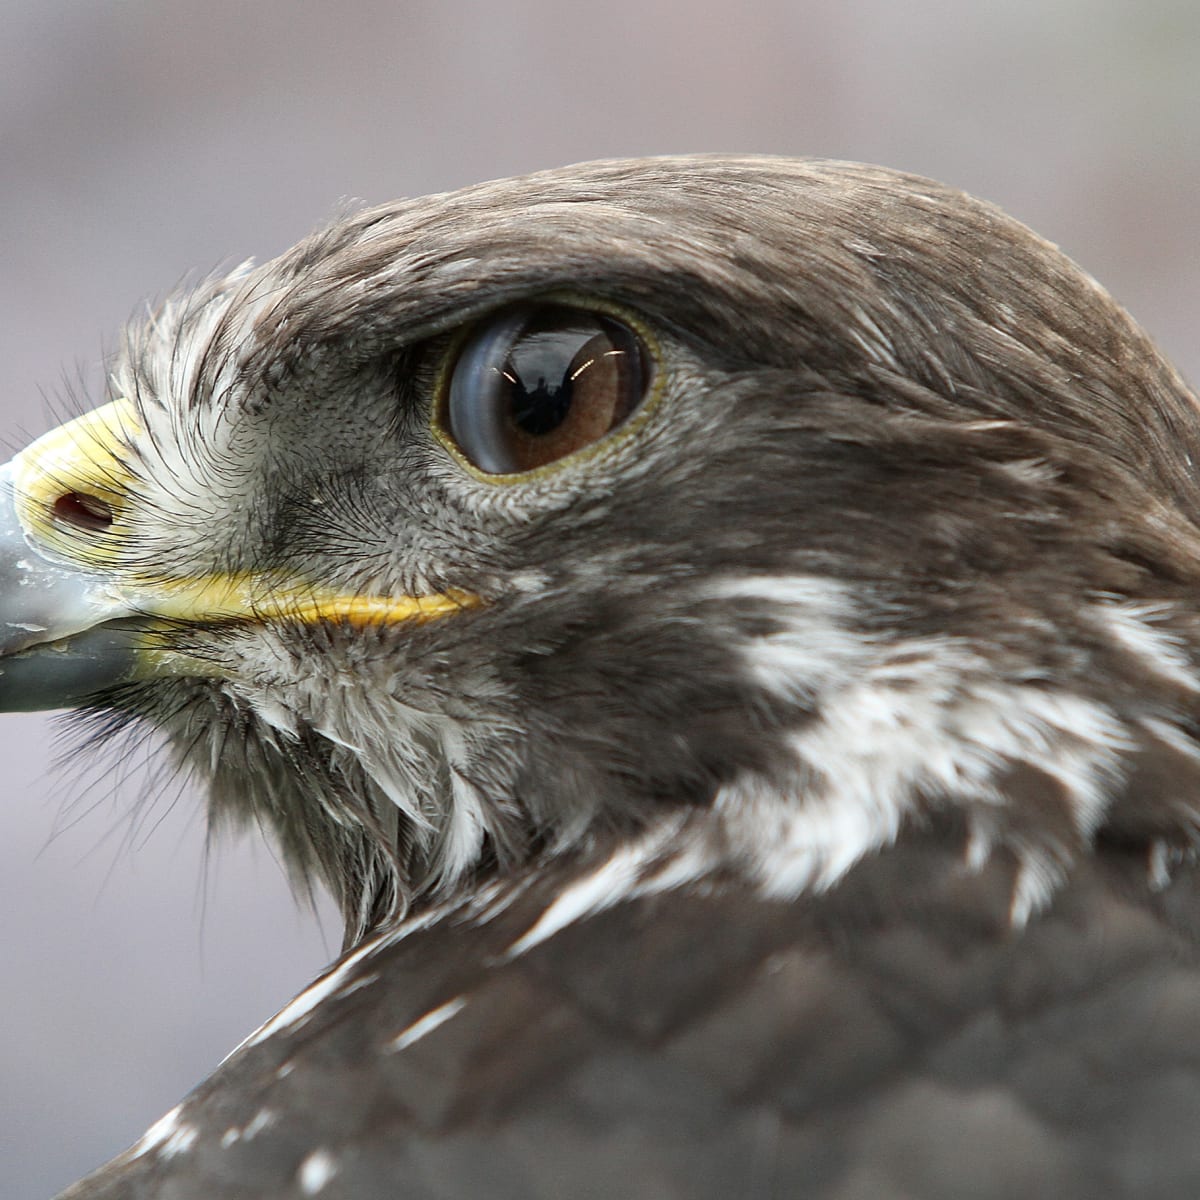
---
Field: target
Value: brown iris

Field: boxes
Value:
[443,304,651,475]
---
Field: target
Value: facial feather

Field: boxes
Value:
[38,157,1200,946]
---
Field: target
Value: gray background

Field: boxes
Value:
[2,2,1199,1196]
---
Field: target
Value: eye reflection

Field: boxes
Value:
[443,304,652,475]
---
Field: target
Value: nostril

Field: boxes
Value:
[53,491,114,532]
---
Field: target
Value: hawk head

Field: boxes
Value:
[3,157,1199,945]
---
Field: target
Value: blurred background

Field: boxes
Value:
[2,1,1199,1195]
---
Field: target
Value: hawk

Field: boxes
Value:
[5,157,1200,1199]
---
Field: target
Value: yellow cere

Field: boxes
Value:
[11,398,140,564]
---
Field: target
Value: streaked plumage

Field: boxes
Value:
[6,157,1200,1198]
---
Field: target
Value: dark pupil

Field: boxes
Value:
[505,326,591,437]
[445,302,649,475]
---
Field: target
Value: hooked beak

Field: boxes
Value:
[0,402,477,711]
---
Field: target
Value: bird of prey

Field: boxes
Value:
[5,156,1200,1200]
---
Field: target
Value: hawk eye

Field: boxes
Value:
[442,304,652,475]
